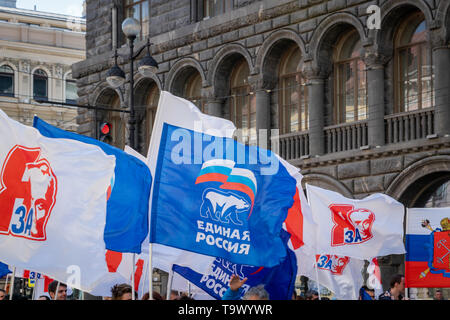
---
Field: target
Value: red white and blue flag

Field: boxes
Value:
[405,207,450,288]
[147,91,297,268]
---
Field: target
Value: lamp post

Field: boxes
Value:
[106,17,158,150]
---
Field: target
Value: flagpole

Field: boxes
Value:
[9,267,15,300]
[4,274,9,291]
[187,281,191,297]
[53,281,60,300]
[140,258,147,299]
[404,206,409,300]
[149,242,153,300]
[31,281,36,300]
[314,263,322,300]
[166,269,174,300]
[132,253,136,300]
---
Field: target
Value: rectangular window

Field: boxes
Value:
[124,0,149,41]
[195,0,231,21]
[0,73,13,97]
[66,80,78,104]
[33,78,47,100]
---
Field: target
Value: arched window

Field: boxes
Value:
[33,69,48,100]
[395,13,433,112]
[145,83,160,152]
[184,72,205,112]
[0,65,14,97]
[334,30,367,124]
[279,45,308,133]
[65,74,78,104]
[229,59,255,143]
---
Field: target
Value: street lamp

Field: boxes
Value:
[106,17,158,150]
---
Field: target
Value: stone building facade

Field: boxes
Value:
[0,0,86,131]
[73,0,450,298]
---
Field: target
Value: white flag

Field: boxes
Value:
[0,109,115,292]
[297,250,365,300]
[306,184,406,260]
[89,144,218,298]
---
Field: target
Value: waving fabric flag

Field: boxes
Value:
[0,109,115,292]
[306,184,406,260]
[33,117,151,254]
[405,207,450,288]
[0,262,11,278]
[147,91,297,267]
[172,230,297,300]
[298,252,365,300]
[367,258,383,297]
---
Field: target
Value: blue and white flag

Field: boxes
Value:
[33,117,151,254]
[0,262,11,278]
[147,91,297,268]
[172,230,297,300]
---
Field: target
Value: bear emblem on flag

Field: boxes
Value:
[0,145,57,241]
[329,204,375,247]
[196,159,257,226]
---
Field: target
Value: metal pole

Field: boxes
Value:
[53,281,60,300]
[9,267,15,300]
[128,36,136,150]
[132,253,136,300]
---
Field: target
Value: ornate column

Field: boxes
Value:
[202,87,224,117]
[364,50,388,147]
[433,44,450,136]
[303,62,326,156]
[248,74,273,148]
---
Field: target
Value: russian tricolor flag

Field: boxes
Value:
[405,208,450,288]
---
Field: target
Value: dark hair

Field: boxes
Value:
[39,295,51,300]
[177,295,195,300]
[0,289,5,294]
[361,285,374,293]
[111,283,132,300]
[47,281,67,294]
[389,274,404,288]
[142,291,164,300]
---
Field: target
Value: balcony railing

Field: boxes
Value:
[275,131,310,160]
[273,109,435,161]
[324,120,368,153]
[385,108,434,144]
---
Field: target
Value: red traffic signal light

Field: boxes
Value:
[100,122,111,135]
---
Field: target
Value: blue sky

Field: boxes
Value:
[16,0,84,17]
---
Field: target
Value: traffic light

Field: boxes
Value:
[99,122,112,144]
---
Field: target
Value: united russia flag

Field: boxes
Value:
[405,207,450,288]
[147,91,297,268]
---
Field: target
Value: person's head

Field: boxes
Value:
[142,291,164,300]
[389,274,405,294]
[170,290,180,300]
[0,289,5,300]
[434,290,444,300]
[48,281,67,300]
[359,285,375,300]
[38,295,51,300]
[111,283,132,300]
[306,290,319,300]
[243,285,269,300]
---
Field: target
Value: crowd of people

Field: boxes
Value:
[0,273,446,300]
